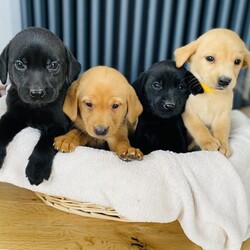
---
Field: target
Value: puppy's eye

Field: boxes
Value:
[85,102,93,109]
[177,83,186,91]
[15,60,26,70]
[112,103,120,110]
[205,56,215,62]
[234,59,241,65]
[48,61,59,71]
[152,81,162,90]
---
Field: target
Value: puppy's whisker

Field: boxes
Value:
[143,104,152,113]
[188,79,201,87]
[7,94,20,106]
[193,84,204,92]
[184,74,195,80]
[184,75,199,82]
[189,81,200,88]
[73,127,87,137]
[80,131,88,138]
[187,78,199,84]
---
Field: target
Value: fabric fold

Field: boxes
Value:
[0,96,249,249]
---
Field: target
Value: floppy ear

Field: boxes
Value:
[185,70,204,95]
[243,49,250,68]
[174,40,199,68]
[66,48,81,84]
[0,43,9,84]
[63,80,79,121]
[131,72,147,101]
[126,85,143,126]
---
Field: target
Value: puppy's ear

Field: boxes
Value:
[243,49,250,68]
[132,72,147,101]
[174,40,199,68]
[126,85,143,126]
[63,80,79,121]
[185,70,204,95]
[66,49,81,84]
[0,44,9,84]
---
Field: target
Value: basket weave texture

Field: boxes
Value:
[35,192,129,222]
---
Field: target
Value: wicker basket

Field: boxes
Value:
[35,192,129,222]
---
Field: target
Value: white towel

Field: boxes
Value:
[0,95,249,250]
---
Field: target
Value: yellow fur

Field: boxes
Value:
[175,28,250,157]
[54,66,143,161]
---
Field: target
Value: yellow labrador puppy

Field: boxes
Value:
[54,66,143,161]
[175,28,250,157]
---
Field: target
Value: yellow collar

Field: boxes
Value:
[200,82,215,94]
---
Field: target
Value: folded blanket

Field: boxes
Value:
[0,95,249,250]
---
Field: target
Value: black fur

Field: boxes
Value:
[131,60,203,155]
[0,27,81,185]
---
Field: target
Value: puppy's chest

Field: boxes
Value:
[23,107,66,130]
[87,138,108,150]
[186,93,233,125]
[141,115,184,137]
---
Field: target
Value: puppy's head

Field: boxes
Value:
[132,60,203,119]
[63,66,142,139]
[174,28,250,91]
[0,27,81,106]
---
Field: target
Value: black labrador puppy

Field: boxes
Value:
[0,27,81,185]
[131,60,203,154]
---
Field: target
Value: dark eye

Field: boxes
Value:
[205,56,215,62]
[112,103,120,110]
[234,59,241,65]
[152,81,162,90]
[15,60,26,70]
[85,102,93,109]
[177,83,186,91]
[48,61,59,71]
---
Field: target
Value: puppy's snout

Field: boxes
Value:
[94,126,109,136]
[163,102,176,111]
[30,89,45,98]
[218,76,231,87]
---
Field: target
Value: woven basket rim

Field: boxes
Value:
[35,192,129,222]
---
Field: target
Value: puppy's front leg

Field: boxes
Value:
[0,113,25,167]
[54,128,87,152]
[182,111,221,151]
[108,129,143,161]
[212,113,232,157]
[25,128,65,185]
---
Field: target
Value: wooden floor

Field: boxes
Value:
[0,182,249,250]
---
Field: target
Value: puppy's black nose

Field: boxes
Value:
[94,126,108,136]
[163,103,176,111]
[30,89,45,98]
[218,76,231,87]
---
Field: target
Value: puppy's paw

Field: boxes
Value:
[200,137,221,151]
[25,156,52,186]
[117,147,144,161]
[219,143,232,158]
[54,135,78,153]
